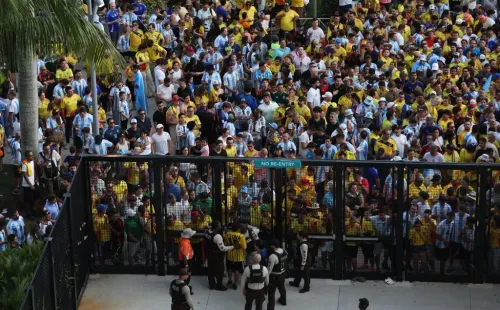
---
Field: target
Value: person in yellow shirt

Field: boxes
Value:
[374,129,398,157]
[55,59,74,82]
[38,92,51,126]
[409,176,427,199]
[239,1,258,25]
[94,204,112,264]
[146,39,167,63]
[145,23,164,45]
[276,3,299,33]
[61,86,80,144]
[409,219,428,273]
[360,210,375,270]
[224,223,247,289]
[130,21,145,53]
[345,213,360,271]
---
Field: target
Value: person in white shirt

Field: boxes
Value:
[154,61,168,89]
[156,77,175,103]
[299,126,314,158]
[151,124,172,155]
[306,78,321,109]
[391,126,408,157]
[241,253,269,310]
[257,92,279,124]
[306,18,325,44]
[197,2,216,32]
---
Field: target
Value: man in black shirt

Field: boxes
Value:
[126,119,141,149]
[185,58,205,86]
[176,78,191,100]
[209,139,227,156]
[135,109,153,136]
[308,107,326,129]
[329,75,348,103]
[152,101,167,128]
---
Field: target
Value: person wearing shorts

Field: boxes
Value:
[224,223,247,290]
[409,220,428,273]
[435,212,454,275]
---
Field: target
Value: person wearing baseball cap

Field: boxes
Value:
[359,297,369,309]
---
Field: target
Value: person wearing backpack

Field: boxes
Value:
[241,253,269,310]
[267,239,288,309]
[38,142,61,195]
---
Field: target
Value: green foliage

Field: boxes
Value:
[143,0,167,12]
[0,243,44,310]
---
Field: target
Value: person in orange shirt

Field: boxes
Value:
[179,228,196,293]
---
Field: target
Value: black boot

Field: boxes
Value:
[215,283,228,291]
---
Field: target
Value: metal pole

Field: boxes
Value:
[313,0,317,19]
[87,0,99,136]
[333,164,344,280]
[395,166,405,282]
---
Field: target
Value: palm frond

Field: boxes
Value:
[0,0,124,70]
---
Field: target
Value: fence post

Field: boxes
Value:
[48,239,58,308]
[475,167,488,283]
[333,164,344,280]
[154,160,166,276]
[65,193,79,309]
[275,168,283,242]
[395,165,405,282]
[212,160,222,223]
[81,159,94,274]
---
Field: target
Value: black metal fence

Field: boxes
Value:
[19,155,500,307]
[76,156,500,284]
[19,164,91,310]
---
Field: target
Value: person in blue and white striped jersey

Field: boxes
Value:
[201,65,222,91]
[71,70,87,99]
[206,43,224,72]
[223,63,239,101]
[90,135,113,155]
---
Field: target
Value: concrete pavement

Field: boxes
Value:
[79,274,500,310]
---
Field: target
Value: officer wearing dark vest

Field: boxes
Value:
[267,239,288,310]
[289,231,310,293]
[241,253,269,310]
[204,220,236,291]
[169,268,195,310]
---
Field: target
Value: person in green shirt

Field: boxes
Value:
[194,192,213,216]
[124,209,144,265]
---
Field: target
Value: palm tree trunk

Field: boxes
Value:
[18,47,40,160]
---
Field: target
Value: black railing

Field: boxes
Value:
[19,155,500,308]
[19,165,91,310]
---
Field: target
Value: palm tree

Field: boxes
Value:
[0,0,123,158]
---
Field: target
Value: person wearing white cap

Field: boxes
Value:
[151,123,172,155]
[355,96,377,124]
[179,228,196,292]
[124,209,143,265]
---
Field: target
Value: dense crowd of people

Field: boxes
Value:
[2,0,500,295]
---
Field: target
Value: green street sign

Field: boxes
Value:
[254,159,302,169]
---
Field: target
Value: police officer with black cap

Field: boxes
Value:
[267,239,288,309]
[169,268,195,310]
[204,220,237,291]
[241,253,269,310]
[289,231,311,293]
[359,297,369,309]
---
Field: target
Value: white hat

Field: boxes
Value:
[130,118,138,124]
[126,209,136,217]
[433,43,440,49]
[345,109,353,116]
[438,57,446,64]
[365,112,374,119]
[479,54,486,60]
[379,97,386,102]
[456,19,464,25]
[391,156,403,161]
[429,4,436,10]
[308,203,320,210]
[322,92,333,98]
[430,90,437,95]
[181,228,196,238]
[387,102,395,109]
[339,123,347,130]
[156,123,164,129]
[364,96,374,105]
[420,55,427,61]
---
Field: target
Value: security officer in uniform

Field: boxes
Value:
[170,268,195,310]
[241,253,269,310]
[204,220,236,291]
[267,239,288,310]
[289,231,310,293]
